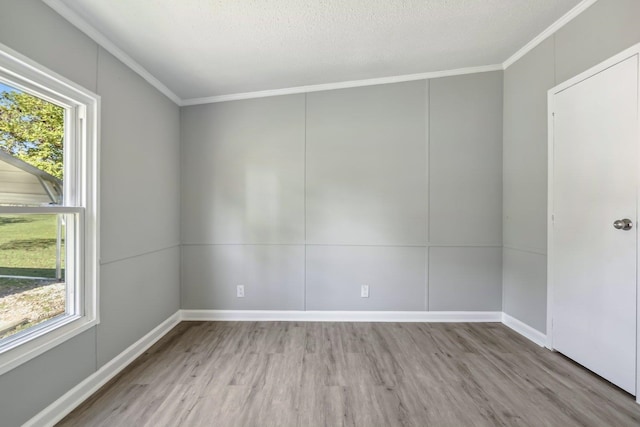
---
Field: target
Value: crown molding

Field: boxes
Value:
[502,0,599,69]
[42,0,182,105]
[44,0,599,105]
[180,64,504,106]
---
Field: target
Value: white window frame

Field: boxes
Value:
[0,42,99,376]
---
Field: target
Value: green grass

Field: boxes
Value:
[0,214,65,288]
[0,215,67,338]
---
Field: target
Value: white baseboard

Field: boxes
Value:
[501,313,547,347]
[23,311,181,427]
[180,309,503,322]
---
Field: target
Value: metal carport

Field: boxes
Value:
[0,150,63,279]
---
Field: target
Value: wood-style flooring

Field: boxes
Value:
[58,321,640,426]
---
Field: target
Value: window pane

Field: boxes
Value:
[0,213,71,340]
[0,81,64,206]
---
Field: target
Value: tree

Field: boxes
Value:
[0,90,64,180]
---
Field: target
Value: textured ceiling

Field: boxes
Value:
[55,0,582,100]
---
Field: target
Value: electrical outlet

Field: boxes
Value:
[360,285,369,298]
[237,285,245,298]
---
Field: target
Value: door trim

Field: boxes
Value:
[547,42,640,400]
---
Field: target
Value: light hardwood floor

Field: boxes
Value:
[59,321,640,426]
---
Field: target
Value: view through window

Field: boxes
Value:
[0,46,97,372]
[0,81,68,340]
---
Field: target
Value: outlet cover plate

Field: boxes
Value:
[361,285,369,298]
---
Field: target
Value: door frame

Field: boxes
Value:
[547,42,640,400]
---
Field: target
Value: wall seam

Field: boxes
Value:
[94,44,100,372]
[101,243,180,266]
[425,79,430,312]
[499,70,505,312]
[95,46,100,94]
[304,93,307,312]
[181,243,503,248]
[553,33,558,86]
[501,64,506,314]
[179,107,184,311]
[503,245,546,256]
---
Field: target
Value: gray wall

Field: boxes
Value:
[181,73,503,312]
[502,0,640,333]
[0,1,181,425]
[3,0,633,423]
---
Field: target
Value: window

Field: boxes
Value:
[0,43,98,375]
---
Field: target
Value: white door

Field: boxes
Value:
[551,55,638,395]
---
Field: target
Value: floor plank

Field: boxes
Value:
[58,322,640,426]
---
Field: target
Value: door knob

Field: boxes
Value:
[613,218,633,230]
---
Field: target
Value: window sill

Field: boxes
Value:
[0,315,98,376]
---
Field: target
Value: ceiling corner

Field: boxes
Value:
[42,0,183,105]
[502,0,599,69]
